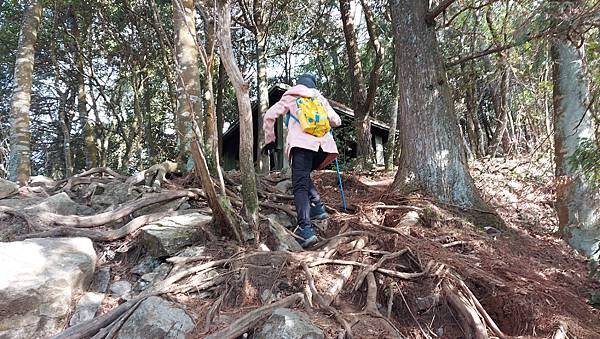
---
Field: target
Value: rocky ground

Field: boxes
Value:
[0,158,598,338]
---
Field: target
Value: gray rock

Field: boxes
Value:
[175,245,207,257]
[29,175,57,190]
[115,296,194,339]
[133,198,192,217]
[134,263,173,292]
[0,197,45,210]
[90,182,138,212]
[0,178,18,199]
[266,212,293,228]
[131,256,161,276]
[255,308,324,339]
[142,263,171,283]
[25,192,95,216]
[275,180,293,194]
[267,219,302,252]
[91,267,111,293]
[110,280,132,298]
[0,237,96,339]
[69,292,105,326]
[141,213,212,257]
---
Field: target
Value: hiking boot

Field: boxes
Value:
[294,224,318,248]
[310,204,328,220]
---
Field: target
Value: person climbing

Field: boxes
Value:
[262,74,342,248]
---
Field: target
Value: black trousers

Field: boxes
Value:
[291,147,326,228]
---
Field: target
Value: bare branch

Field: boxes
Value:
[426,0,458,25]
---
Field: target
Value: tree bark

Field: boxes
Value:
[217,0,259,233]
[551,26,600,258]
[204,65,219,171]
[384,72,399,171]
[256,32,270,173]
[49,6,73,178]
[216,60,225,158]
[8,0,42,184]
[339,0,383,170]
[390,0,494,213]
[195,0,218,170]
[172,0,201,172]
[485,8,511,158]
[70,6,98,169]
[190,121,243,242]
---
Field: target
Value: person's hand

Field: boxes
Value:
[261,142,276,155]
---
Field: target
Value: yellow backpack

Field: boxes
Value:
[286,96,331,137]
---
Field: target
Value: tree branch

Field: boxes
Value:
[425,0,458,25]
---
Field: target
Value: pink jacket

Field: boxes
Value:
[263,85,342,169]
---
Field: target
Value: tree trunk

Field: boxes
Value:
[172,0,201,172]
[191,121,243,242]
[203,68,218,165]
[70,7,98,169]
[488,64,510,157]
[143,83,155,164]
[390,0,495,214]
[216,60,225,158]
[49,7,73,178]
[485,10,510,158]
[384,73,399,171]
[131,69,144,171]
[217,0,259,234]
[339,0,381,169]
[462,63,481,158]
[551,29,600,258]
[8,0,42,184]
[58,92,73,177]
[256,32,270,173]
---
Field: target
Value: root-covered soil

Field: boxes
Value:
[2,157,599,338]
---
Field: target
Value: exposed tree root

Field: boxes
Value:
[57,177,114,193]
[308,258,427,280]
[442,272,508,339]
[16,210,201,241]
[322,237,366,306]
[553,321,568,339]
[353,248,410,291]
[205,293,304,339]
[75,167,128,180]
[125,161,178,191]
[443,279,489,339]
[35,190,198,228]
[90,298,144,339]
[51,297,150,339]
[302,263,354,338]
[363,272,380,316]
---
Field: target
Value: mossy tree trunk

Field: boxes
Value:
[551,10,599,258]
[8,0,43,184]
[217,0,259,235]
[390,0,496,216]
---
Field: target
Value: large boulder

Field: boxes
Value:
[25,192,95,216]
[254,308,324,339]
[141,212,212,257]
[115,296,194,339]
[0,178,18,199]
[0,237,97,339]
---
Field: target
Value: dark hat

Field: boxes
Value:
[296,73,317,89]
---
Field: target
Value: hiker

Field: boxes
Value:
[262,74,342,248]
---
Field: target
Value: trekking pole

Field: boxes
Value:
[334,158,347,212]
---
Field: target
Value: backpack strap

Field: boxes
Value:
[285,112,300,127]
